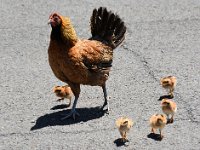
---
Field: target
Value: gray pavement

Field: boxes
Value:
[1,0,200,149]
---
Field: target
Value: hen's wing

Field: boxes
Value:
[70,40,113,72]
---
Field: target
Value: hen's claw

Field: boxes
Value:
[101,101,110,114]
[61,110,80,120]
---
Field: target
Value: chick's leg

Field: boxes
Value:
[166,114,170,123]
[159,129,163,140]
[101,84,110,112]
[68,98,72,106]
[120,131,125,142]
[169,114,174,123]
[151,128,155,133]
[61,84,80,120]
[57,98,64,102]
[169,87,174,98]
[124,132,128,142]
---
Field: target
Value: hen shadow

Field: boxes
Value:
[50,104,70,110]
[31,106,106,130]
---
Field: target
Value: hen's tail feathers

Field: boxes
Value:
[90,7,126,49]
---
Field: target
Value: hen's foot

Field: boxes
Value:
[61,109,80,120]
[101,101,110,114]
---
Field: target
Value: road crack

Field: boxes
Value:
[121,43,199,124]
[121,43,158,81]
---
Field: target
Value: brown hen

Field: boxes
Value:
[48,7,126,119]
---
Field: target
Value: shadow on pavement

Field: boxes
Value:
[50,104,70,110]
[158,94,173,101]
[114,138,129,147]
[30,106,106,130]
[147,133,162,141]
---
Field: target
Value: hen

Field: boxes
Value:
[48,7,126,119]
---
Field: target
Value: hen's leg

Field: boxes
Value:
[61,84,80,120]
[61,95,80,120]
[101,84,110,112]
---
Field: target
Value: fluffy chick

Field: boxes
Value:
[149,114,167,140]
[53,85,73,106]
[161,99,177,123]
[160,76,177,97]
[116,117,133,142]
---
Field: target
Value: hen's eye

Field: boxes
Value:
[54,17,58,21]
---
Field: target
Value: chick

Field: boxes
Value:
[160,76,177,97]
[53,85,73,106]
[116,117,133,142]
[149,114,167,140]
[161,99,177,123]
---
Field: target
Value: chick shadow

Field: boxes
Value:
[114,138,129,147]
[158,94,173,101]
[31,106,106,131]
[147,133,162,141]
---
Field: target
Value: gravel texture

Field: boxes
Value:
[1,0,200,149]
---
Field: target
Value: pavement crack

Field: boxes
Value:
[121,43,158,81]
[0,127,116,138]
[0,132,32,138]
[54,127,116,135]
[176,92,199,124]
[121,43,199,124]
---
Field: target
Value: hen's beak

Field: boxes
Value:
[48,19,51,25]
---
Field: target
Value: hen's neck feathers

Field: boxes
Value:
[51,16,78,47]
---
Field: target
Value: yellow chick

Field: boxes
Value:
[53,85,73,106]
[160,76,177,97]
[116,117,133,142]
[161,99,177,123]
[149,114,167,140]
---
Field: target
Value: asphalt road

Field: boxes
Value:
[1,0,200,149]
